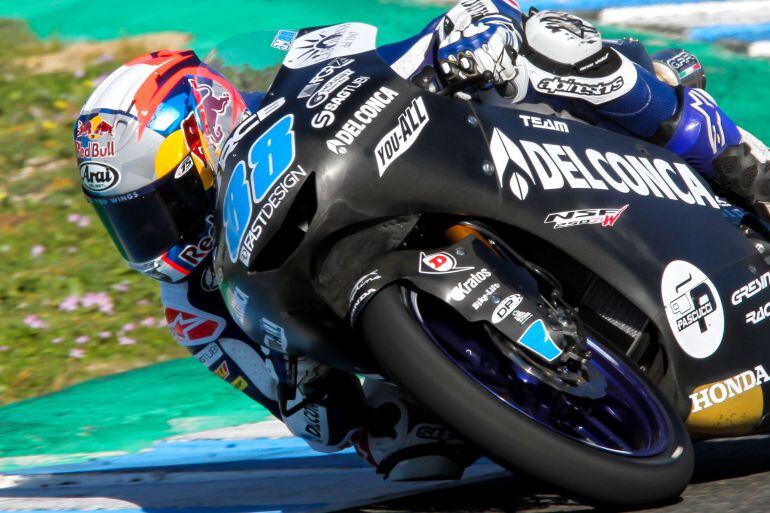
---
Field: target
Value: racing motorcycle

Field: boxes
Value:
[202,24,770,507]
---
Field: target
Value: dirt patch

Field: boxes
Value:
[19,32,192,74]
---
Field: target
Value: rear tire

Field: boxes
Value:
[360,285,693,508]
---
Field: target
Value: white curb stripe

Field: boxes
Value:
[599,1,770,29]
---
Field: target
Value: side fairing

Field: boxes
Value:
[214,45,770,424]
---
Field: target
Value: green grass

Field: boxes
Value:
[0,20,189,405]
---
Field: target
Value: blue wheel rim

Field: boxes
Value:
[410,290,673,458]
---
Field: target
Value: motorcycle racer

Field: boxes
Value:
[75,1,770,485]
[75,49,473,482]
[378,0,770,218]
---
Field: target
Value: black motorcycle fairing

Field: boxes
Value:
[213,43,770,419]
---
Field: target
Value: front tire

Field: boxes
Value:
[360,285,693,508]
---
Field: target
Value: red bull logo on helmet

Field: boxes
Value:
[189,78,231,145]
[76,115,114,141]
[75,115,116,159]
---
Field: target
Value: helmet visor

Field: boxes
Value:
[86,166,210,264]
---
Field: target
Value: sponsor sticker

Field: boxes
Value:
[731,271,770,306]
[189,79,232,146]
[450,268,492,302]
[229,286,250,327]
[272,30,298,51]
[174,155,195,179]
[472,283,500,311]
[200,265,219,292]
[491,294,524,324]
[283,23,378,69]
[489,127,720,209]
[747,301,770,326]
[232,376,249,391]
[196,342,223,367]
[224,114,309,266]
[690,365,770,413]
[76,115,114,140]
[165,307,226,347]
[80,162,120,193]
[214,361,230,379]
[326,86,399,155]
[545,205,628,229]
[261,317,288,352]
[661,260,725,359]
[375,96,430,176]
[419,252,473,275]
[519,114,569,133]
[517,319,563,362]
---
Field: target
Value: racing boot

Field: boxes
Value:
[353,379,477,481]
[661,86,770,220]
[282,362,367,453]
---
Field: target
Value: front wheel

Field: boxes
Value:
[360,285,693,508]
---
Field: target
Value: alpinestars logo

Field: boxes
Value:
[540,12,600,40]
[165,308,226,347]
[545,205,628,229]
[537,76,624,97]
[688,89,725,155]
[419,252,474,275]
[450,269,492,302]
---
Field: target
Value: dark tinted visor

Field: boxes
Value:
[86,168,210,264]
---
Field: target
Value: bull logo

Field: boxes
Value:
[75,115,114,141]
[189,78,231,145]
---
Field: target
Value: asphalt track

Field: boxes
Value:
[344,436,770,513]
[5,432,770,513]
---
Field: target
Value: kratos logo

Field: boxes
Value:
[450,268,493,302]
[419,252,474,275]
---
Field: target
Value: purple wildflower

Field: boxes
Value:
[82,292,114,314]
[69,348,85,359]
[0,346,9,352]
[121,322,136,332]
[140,317,155,327]
[30,245,45,258]
[23,315,48,329]
[52,337,63,344]
[98,331,111,339]
[59,295,80,312]
[118,336,136,346]
[111,282,130,292]
[75,335,90,345]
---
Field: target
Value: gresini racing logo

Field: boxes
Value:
[747,301,770,326]
[661,260,725,359]
[732,271,770,306]
[690,365,770,414]
[326,86,399,155]
[450,268,492,302]
[489,128,720,210]
[545,205,628,229]
[375,96,429,176]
